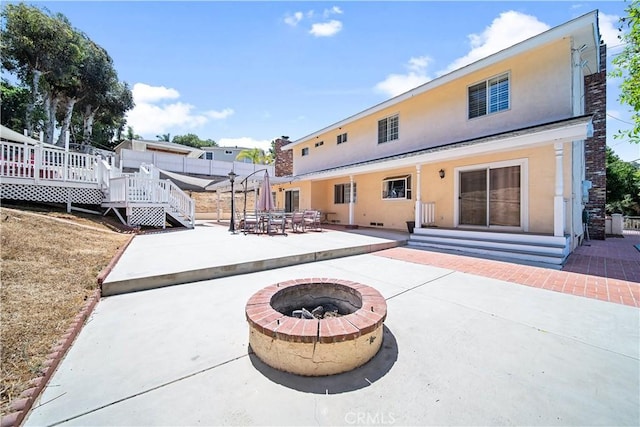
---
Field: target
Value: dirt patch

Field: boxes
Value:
[0,205,130,415]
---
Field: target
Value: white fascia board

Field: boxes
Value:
[285,11,598,151]
[297,119,592,181]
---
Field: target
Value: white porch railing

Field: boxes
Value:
[421,202,436,226]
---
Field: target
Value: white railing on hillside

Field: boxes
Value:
[106,175,195,227]
[0,140,109,184]
[120,148,274,177]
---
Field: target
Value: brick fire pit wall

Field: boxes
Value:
[245,278,387,376]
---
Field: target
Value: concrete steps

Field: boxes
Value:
[408,228,570,269]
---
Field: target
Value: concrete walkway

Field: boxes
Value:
[24,223,640,426]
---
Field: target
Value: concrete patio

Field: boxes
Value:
[24,223,639,426]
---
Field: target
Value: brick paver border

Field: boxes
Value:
[374,247,639,308]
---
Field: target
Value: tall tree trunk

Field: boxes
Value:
[57,97,76,146]
[26,70,43,137]
[82,104,97,145]
[42,93,58,145]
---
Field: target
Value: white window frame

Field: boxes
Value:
[377,114,399,144]
[337,133,348,145]
[301,147,309,156]
[468,72,510,119]
[453,158,528,231]
[382,175,411,200]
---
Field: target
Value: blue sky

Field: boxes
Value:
[18,1,640,162]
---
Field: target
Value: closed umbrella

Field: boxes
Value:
[256,170,275,212]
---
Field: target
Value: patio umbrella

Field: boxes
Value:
[256,170,275,212]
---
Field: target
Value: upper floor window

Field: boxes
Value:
[334,183,356,204]
[382,175,411,200]
[205,152,214,160]
[301,147,309,156]
[337,133,347,144]
[225,150,233,155]
[378,114,399,144]
[468,73,510,119]
[315,140,324,147]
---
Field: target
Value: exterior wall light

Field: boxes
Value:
[439,169,445,179]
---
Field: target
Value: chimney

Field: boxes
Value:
[274,136,293,177]
[583,43,607,240]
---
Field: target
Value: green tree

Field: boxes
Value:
[1,4,80,141]
[236,147,271,164]
[156,133,171,142]
[2,3,133,148]
[172,133,217,148]
[0,79,33,131]
[606,147,640,215]
[611,0,640,144]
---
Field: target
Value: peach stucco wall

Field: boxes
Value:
[292,38,572,177]
[275,141,575,234]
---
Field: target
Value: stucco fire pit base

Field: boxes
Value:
[246,279,387,377]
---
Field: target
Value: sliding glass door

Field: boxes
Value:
[284,190,299,213]
[459,165,521,227]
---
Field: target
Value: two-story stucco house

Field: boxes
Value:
[273,11,606,267]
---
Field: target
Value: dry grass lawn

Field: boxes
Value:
[0,205,131,415]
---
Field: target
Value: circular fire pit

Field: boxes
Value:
[246,279,387,376]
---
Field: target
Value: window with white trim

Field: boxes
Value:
[337,133,347,144]
[315,140,324,147]
[377,114,399,144]
[301,147,309,156]
[382,175,411,200]
[468,73,510,119]
[334,183,356,204]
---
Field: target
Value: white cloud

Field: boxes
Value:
[323,6,343,18]
[309,20,342,37]
[438,11,550,75]
[374,56,432,98]
[206,108,235,120]
[126,83,232,137]
[132,83,179,103]
[218,137,273,152]
[599,12,621,51]
[284,11,303,27]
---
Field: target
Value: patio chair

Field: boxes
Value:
[267,211,287,236]
[303,210,322,232]
[288,211,305,233]
[242,212,259,234]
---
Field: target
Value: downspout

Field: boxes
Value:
[571,39,587,247]
[348,175,355,226]
[414,164,422,229]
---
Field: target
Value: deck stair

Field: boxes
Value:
[408,227,570,269]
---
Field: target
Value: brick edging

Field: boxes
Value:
[1,233,136,427]
[97,233,135,286]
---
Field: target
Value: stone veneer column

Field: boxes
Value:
[274,137,293,177]
[583,44,607,240]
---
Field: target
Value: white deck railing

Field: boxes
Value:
[106,175,195,227]
[1,140,105,183]
[1,140,195,227]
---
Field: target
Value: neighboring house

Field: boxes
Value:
[114,139,204,158]
[275,11,606,266]
[201,146,254,163]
